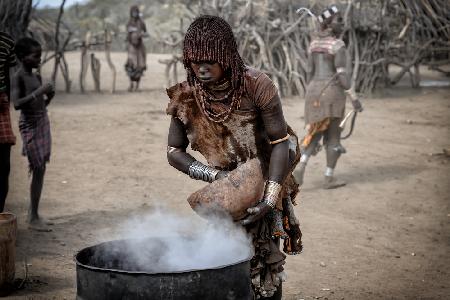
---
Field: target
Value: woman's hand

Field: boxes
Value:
[215,170,229,180]
[352,99,363,112]
[241,202,272,226]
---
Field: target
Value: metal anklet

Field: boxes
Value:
[263,181,283,208]
[188,161,219,183]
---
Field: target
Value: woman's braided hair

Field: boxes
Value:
[183,15,245,88]
[183,15,246,122]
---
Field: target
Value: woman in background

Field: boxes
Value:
[125,5,148,92]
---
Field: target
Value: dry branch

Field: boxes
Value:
[104,29,117,93]
[0,0,32,38]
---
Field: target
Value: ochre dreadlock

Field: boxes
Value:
[183,15,246,123]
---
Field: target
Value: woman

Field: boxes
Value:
[298,5,363,189]
[125,5,147,92]
[166,15,302,299]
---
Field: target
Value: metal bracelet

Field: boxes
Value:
[188,161,219,183]
[263,180,283,209]
[167,146,185,154]
[269,134,290,145]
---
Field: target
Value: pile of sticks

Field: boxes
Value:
[348,0,450,92]
[0,0,32,38]
[31,17,117,93]
[161,0,450,96]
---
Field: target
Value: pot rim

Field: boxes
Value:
[0,212,17,224]
[74,238,253,275]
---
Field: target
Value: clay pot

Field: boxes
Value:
[75,237,252,300]
[187,158,265,220]
[0,213,17,291]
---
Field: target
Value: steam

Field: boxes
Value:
[93,206,253,273]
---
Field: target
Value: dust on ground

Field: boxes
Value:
[4,52,450,299]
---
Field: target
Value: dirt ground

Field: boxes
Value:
[3,52,450,299]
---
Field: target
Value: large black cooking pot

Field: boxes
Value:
[75,237,253,300]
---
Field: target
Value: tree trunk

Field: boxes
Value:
[90,53,101,92]
[104,29,116,93]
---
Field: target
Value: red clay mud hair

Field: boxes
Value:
[183,15,246,93]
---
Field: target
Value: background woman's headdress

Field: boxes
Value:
[317,5,339,24]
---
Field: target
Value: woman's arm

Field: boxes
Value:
[167,117,225,182]
[167,117,195,173]
[335,48,363,112]
[334,47,351,90]
[261,97,290,184]
[306,53,315,84]
[242,95,290,225]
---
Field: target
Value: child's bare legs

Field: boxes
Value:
[28,165,53,231]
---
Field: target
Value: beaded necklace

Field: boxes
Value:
[194,78,244,123]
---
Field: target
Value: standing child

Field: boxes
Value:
[11,37,54,231]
